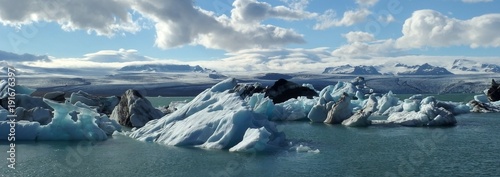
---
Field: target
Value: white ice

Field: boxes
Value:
[0,99,120,141]
[129,78,286,152]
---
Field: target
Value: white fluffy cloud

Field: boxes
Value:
[332,31,402,58]
[314,8,371,29]
[396,9,500,49]
[0,0,315,52]
[313,0,381,30]
[462,0,493,3]
[130,0,309,51]
[344,31,375,43]
[231,0,317,24]
[0,0,140,36]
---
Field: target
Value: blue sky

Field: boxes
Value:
[0,0,499,72]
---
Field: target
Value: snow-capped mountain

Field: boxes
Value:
[118,64,214,73]
[323,63,453,75]
[451,59,500,73]
[392,63,453,75]
[322,65,381,75]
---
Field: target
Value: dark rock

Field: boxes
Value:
[232,78,318,104]
[265,79,318,104]
[110,89,164,128]
[487,79,500,102]
[43,91,66,102]
[232,83,266,98]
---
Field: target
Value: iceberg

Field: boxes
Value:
[385,96,457,127]
[468,100,500,113]
[129,78,286,152]
[0,99,120,141]
[375,91,401,115]
[0,120,40,141]
[110,89,164,128]
[37,99,110,140]
[324,93,353,124]
[12,94,50,110]
[307,104,329,123]
[14,107,52,125]
[69,90,119,114]
[0,80,36,99]
[271,97,316,121]
[342,95,378,127]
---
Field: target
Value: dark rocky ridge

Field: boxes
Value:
[233,78,318,104]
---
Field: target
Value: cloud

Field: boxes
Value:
[131,0,309,51]
[22,48,337,73]
[231,0,317,24]
[344,31,375,43]
[313,0,381,30]
[314,8,371,29]
[24,49,181,70]
[194,48,336,72]
[0,0,313,52]
[83,49,153,62]
[378,14,395,24]
[0,50,50,62]
[355,0,380,7]
[18,48,500,75]
[396,9,500,49]
[332,31,403,58]
[279,0,311,10]
[0,0,140,36]
[462,0,493,3]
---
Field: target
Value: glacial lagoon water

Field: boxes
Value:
[1,96,500,177]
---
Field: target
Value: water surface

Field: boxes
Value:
[2,113,499,177]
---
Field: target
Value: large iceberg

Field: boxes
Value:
[129,78,286,152]
[374,96,457,127]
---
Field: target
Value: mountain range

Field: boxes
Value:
[451,59,500,73]
[322,59,500,75]
[323,63,453,75]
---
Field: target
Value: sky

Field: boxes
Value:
[0,0,499,73]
